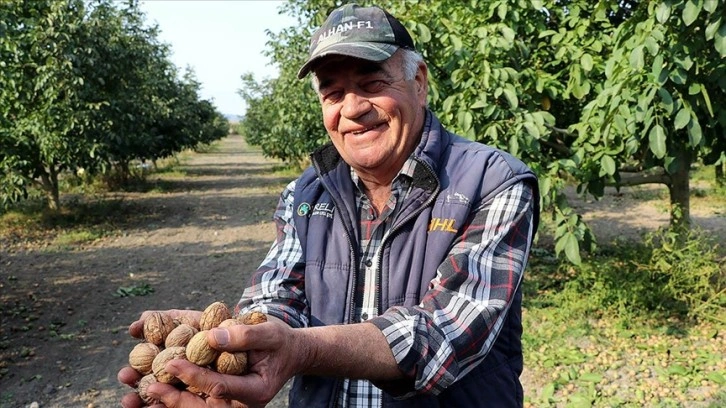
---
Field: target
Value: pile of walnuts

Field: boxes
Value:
[127,301,267,405]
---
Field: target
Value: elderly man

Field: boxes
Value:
[119,3,539,407]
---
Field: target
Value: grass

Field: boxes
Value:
[522,235,725,407]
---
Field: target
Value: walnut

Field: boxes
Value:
[137,373,160,405]
[143,312,177,346]
[128,342,160,375]
[152,346,186,384]
[173,314,201,330]
[215,351,248,375]
[199,302,231,330]
[185,330,219,366]
[238,311,267,325]
[165,323,198,348]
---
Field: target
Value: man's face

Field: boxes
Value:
[313,51,428,181]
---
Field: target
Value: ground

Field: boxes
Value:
[0,135,723,408]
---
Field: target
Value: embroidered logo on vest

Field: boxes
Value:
[297,202,311,217]
[312,202,334,219]
[428,218,458,233]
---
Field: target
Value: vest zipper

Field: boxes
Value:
[376,159,440,321]
[312,160,359,407]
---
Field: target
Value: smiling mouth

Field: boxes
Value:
[351,124,381,135]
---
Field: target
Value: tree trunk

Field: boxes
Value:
[39,165,61,211]
[667,148,692,234]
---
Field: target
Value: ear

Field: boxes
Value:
[415,62,429,105]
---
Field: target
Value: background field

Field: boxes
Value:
[1,135,724,407]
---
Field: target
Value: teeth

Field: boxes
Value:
[353,125,376,135]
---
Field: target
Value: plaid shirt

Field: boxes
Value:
[239,160,535,407]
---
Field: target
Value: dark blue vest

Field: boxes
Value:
[289,112,538,407]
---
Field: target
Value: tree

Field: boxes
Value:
[240,0,725,262]
[0,0,229,209]
[0,0,94,210]
[574,0,725,233]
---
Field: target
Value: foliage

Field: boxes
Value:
[642,227,726,322]
[240,0,726,264]
[0,0,228,211]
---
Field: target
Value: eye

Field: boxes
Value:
[361,80,387,93]
[321,89,343,103]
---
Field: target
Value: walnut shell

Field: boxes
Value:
[137,373,160,405]
[185,330,218,366]
[165,323,198,348]
[199,302,231,330]
[215,351,248,375]
[152,346,186,384]
[174,314,201,330]
[128,342,160,375]
[144,312,177,346]
[238,311,267,325]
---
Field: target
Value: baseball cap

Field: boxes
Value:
[297,4,415,79]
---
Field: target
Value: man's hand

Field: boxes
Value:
[120,313,302,408]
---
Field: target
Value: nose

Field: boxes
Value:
[340,91,371,119]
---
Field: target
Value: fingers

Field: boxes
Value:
[208,321,286,352]
[147,381,205,407]
[118,366,143,387]
[120,391,145,408]
[164,359,275,405]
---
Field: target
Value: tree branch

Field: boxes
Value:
[608,167,671,187]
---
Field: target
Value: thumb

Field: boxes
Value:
[208,322,286,352]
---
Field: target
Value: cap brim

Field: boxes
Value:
[297,42,399,79]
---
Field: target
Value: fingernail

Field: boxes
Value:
[212,328,229,347]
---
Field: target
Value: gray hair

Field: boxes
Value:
[311,48,424,93]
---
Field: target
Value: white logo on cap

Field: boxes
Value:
[316,21,374,45]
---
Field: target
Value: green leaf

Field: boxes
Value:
[651,54,664,78]
[701,86,714,117]
[630,45,644,71]
[497,3,507,20]
[450,34,463,50]
[707,372,726,384]
[656,2,671,23]
[416,23,431,43]
[682,0,701,27]
[580,53,593,72]
[657,87,674,114]
[705,17,721,40]
[715,23,726,57]
[502,88,518,109]
[688,82,701,95]
[601,155,616,176]
[674,108,691,130]
[579,372,604,383]
[649,124,667,158]
[564,233,581,265]
[668,364,688,375]
[500,26,515,43]
[687,119,702,146]
[523,122,540,138]
[704,0,717,13]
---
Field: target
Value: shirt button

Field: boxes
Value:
[361,313,368,320]
[365,259,372,267]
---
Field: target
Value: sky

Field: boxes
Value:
[139,1,296,116]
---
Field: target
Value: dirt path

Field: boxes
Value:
[1,135,724,408]
[1,136,292,407]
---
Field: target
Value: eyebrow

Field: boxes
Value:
[317,60,388,90]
